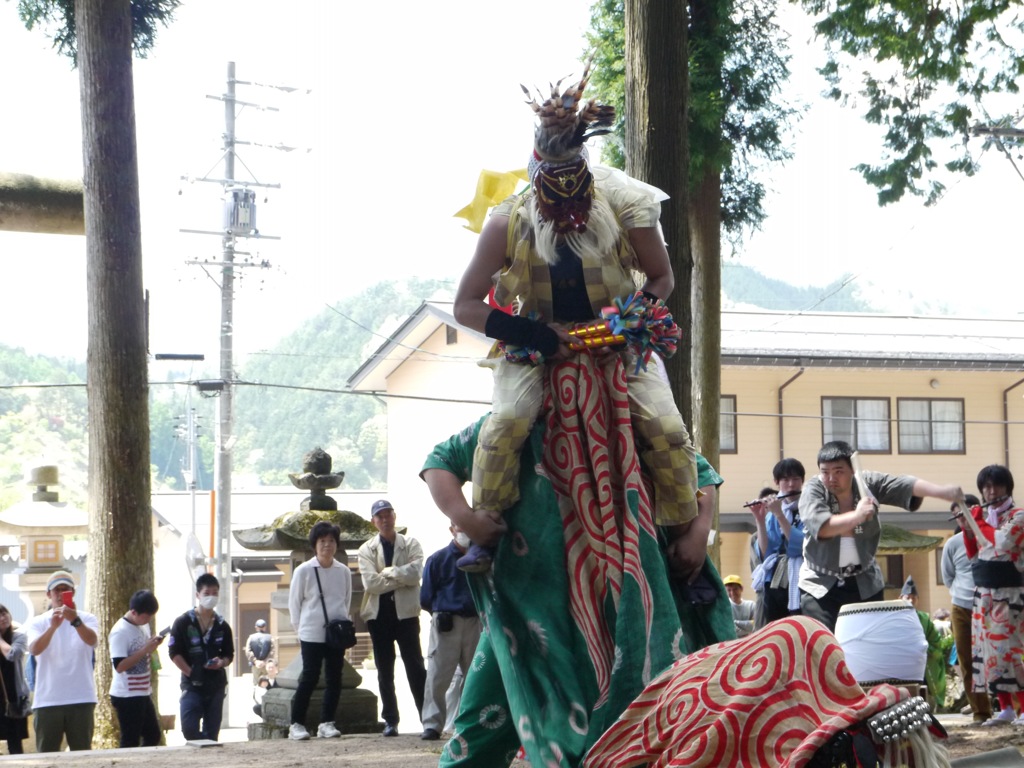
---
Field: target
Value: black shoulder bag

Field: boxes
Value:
[313,566,357,651]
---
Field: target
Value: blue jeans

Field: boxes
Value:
[180,685,226,741]
[291,640,343,725]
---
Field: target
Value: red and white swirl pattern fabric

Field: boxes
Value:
[584,617,911,768]
[542,355,659,709]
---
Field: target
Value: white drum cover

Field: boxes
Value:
[834,600,927,684]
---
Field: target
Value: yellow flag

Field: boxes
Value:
[453,168,529,233]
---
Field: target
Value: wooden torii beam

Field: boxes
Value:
[0,172,84,235]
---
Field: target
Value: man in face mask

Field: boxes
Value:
[417,524,481,741]
[167,573,234,741]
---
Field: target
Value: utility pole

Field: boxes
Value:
[175,405,200,535]
[180,63,289,689]
[217,60,237,636]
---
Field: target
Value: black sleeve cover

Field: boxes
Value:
[484,310,560,357]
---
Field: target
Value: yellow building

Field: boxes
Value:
[348,304,1024,617]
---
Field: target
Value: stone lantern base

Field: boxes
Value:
[249,652,381,738]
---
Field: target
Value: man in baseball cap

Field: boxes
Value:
[358,499,426,736]
[26,569,100,751]
[723,575,756,638]
[47,570,75,592]
[245,618,276,686]
[371,499,394,516]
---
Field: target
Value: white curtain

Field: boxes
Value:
[931,400,964,451]
[856,399,890,451]
[898,400,930,452]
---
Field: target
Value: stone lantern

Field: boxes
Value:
[234,448,381,737]
[0,465,88,621]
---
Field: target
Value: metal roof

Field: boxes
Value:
[722,311,1024,370]
[348,304,1024,389]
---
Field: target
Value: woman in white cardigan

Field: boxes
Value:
[287,521,352,741]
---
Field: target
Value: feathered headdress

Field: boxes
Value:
[522,59,615,234]
[523,58,615,167]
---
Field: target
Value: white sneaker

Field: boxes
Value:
[317,722,341,738]
[289,723,311,740]
[982,709,1015,727]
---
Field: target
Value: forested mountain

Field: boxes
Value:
[721,263,872,312]
[0,267,894,503]
[229,277,452,489]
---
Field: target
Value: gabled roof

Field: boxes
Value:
[721,311,1024,370]
[348,303,1024,388]
[347,301,488,391]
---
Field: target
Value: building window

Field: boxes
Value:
[880,554,904,591]
[822,397,890,452]
[897,398,965,454]
[32,540,60,564]
[720,395,737,454]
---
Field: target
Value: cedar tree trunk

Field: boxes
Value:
[77,0,154,747]
[623,0,691,428]
[690,168,722,565]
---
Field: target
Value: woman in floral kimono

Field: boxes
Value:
[961,464,1024,726]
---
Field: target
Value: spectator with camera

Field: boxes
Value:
[25,570,99,752]
[108,589,164,747]
[167,573,234,741]
[419,523,481,741]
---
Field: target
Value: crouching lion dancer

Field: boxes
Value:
[585,616,951,767]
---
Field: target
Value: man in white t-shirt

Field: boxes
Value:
[25,570,100,752]
[108,590,165,747]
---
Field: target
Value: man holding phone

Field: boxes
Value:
[109,590,163,747]
[167,573,234,741]
[25,570,100,752]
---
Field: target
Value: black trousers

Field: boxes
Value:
[367,596,426,727]
[291,640,343,726]
[800,579,884,633]
[763,586,800,624]
[111,694,161,747]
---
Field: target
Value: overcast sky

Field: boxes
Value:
[2,0,1021,365]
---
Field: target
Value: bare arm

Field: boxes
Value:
[665,484,715,584]
[70,611,98,648]
[115,635,163,673]
[28,612,62,656]
[454,213,571,354]
[422,467,507,546]
[749,501,770,559]
[911,479,962,504]
[453,214,512,333]
[816,497,877,539]
[629,227,674,300]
